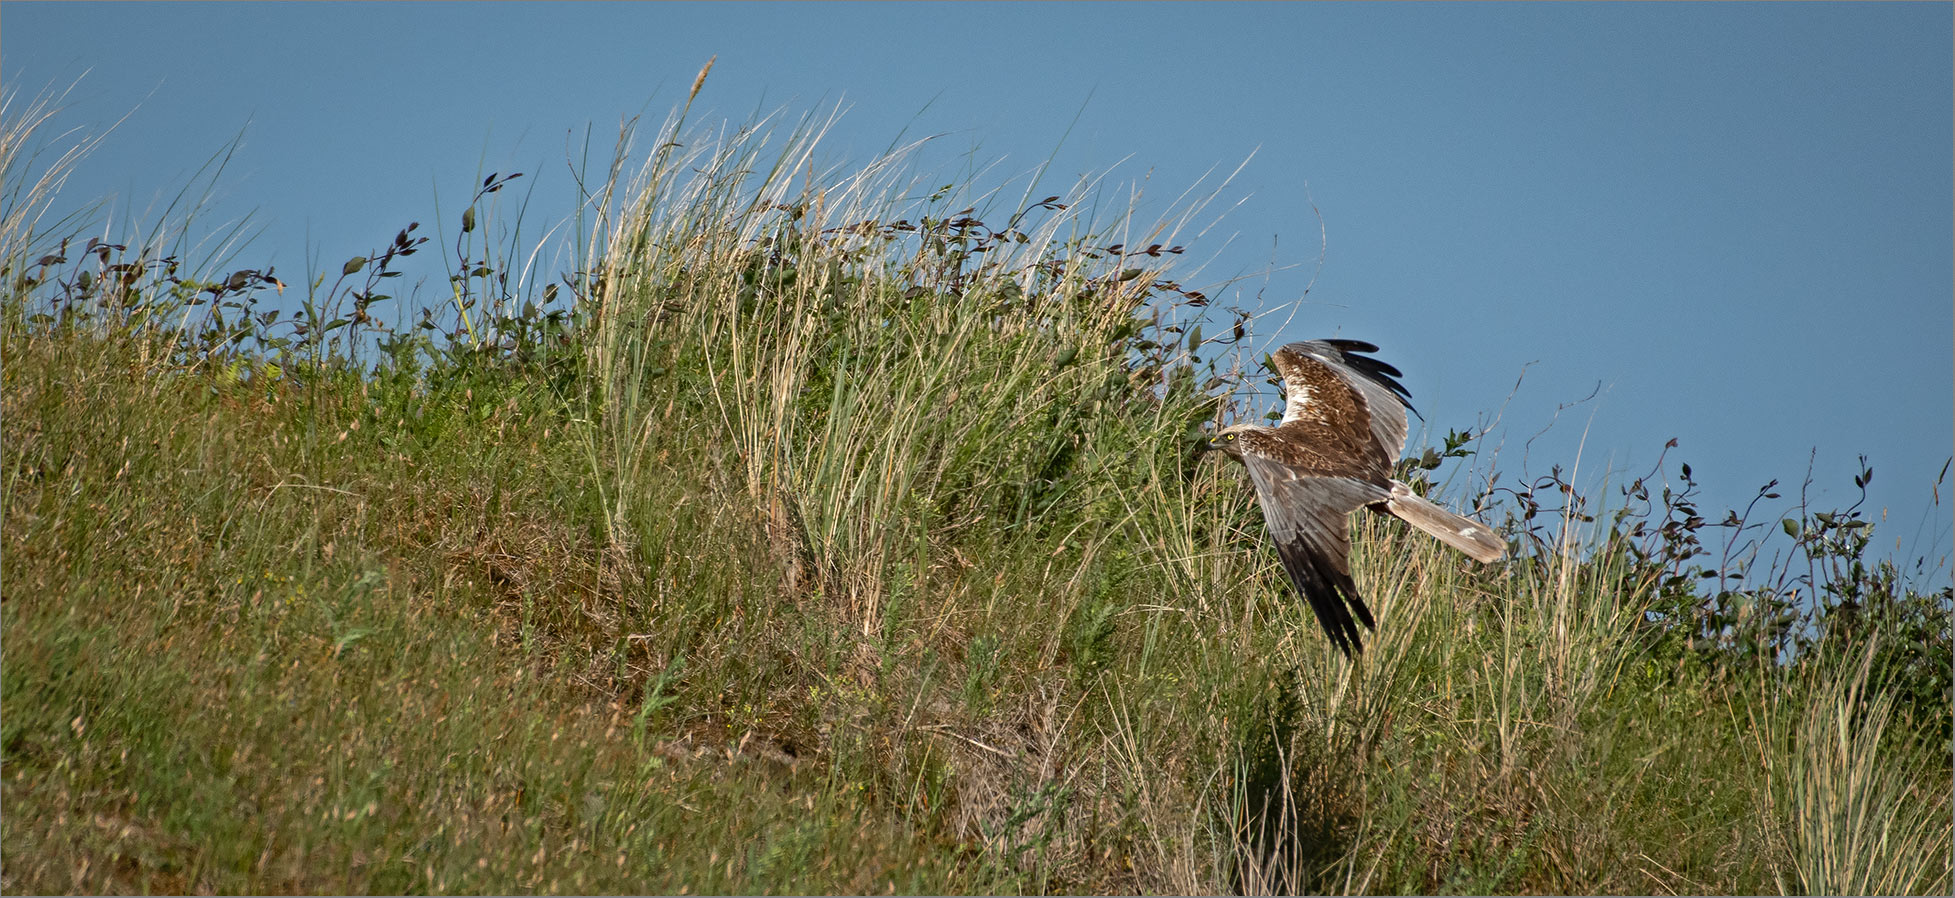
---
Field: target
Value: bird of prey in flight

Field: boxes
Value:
[1204,339,1504,656]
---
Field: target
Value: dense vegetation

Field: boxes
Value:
[4,82,1949,894]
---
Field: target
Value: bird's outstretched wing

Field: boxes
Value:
[1273,339,1414,467]
[1238,451,1391,656]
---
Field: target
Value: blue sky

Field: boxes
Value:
[6,2,1951,578]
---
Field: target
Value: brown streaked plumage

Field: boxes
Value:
[1205,339,1504,657]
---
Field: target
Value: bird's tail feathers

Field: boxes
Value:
[1383,481,1505,563]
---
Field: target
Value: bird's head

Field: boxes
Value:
[1202,423,1266,461]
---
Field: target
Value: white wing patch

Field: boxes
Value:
[1278,371,1313,425]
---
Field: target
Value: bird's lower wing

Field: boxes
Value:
[1241,455,1390,656]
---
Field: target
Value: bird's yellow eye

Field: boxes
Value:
[1224,433,1236,441]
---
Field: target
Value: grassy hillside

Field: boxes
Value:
[4,86,1949,894]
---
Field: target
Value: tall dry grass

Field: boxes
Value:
[1761,638,1952,896]
[574,91,1241,638]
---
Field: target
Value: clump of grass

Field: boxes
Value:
[1761,638,1953,896]
[576,99,1239,601]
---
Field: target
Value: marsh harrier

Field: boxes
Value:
[1205,339,1504,656]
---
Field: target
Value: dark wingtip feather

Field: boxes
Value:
[1321,338,1381,354]
[1274,536,1377,659]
